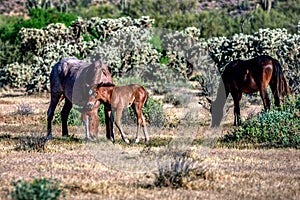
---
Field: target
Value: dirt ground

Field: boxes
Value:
[0,90,299,200]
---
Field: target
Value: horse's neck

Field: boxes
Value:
[105,86,115,104]
[215,80,227,105]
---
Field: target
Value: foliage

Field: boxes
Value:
[0,62,33,88]
[119,96,166,128]
[222,95,300,148]
[53,107,83,126]
[154,149,201,188]
[163,93,185,108]
[9,177,63,200]
[15,133,47,152]
[0,40,22,67]
[15,102,34,116]
[0,8,77,44]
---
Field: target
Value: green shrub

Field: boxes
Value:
[114,96,166,127]
[52,107,83,126]
[222,95,300,148]
[15,133,47,152]
[10,177,63,200]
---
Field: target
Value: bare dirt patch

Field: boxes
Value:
[0,91,299,200]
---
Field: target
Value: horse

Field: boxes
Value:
[46,57,113,140]
[86,83,149,144]
[211,55,291,127]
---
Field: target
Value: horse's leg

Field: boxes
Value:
[47,93,61,139]
[260,87,271,110]
[134,104,142,144]
[232,92,242,126]
[82,112,90,140]
[105,106,114,141]
[133,103,149,144]
[269,81,280,107]
[86,102,100,140]
[61,98,72,137]
[114,108,130,144]
[141,114,149,144]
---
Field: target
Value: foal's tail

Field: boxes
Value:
[271,58,291,98]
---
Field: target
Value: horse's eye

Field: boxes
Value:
[88,89,93,95]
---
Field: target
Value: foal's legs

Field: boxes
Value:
[232,92,242,126]
[47,93,61,139]
[61,98,73,137]
[133,103,149,144]
[114,108,130,144]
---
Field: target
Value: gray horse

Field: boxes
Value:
[46,58,113,140]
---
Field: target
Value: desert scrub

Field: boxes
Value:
[154,149,204,188]
[15,133,47,152]
[9,177,63,200]
[163,92,186,107]
[14,102,34,116]
[120,96,166,127]
[222,95,300,148]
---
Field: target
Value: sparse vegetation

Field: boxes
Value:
[10,177,63,200]
[15,102,34,116]
[15,133,47,152]
[154,149,204,188]
[1,1,300,199]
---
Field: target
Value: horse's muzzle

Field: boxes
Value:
[86,102,94,109]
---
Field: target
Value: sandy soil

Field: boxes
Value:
[0,91,299,200]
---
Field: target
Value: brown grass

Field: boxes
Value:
[0,91,299,200]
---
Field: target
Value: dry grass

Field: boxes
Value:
[0,91,299,200]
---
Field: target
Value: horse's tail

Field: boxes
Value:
[271,58,291,98]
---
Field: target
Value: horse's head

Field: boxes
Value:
[86,85,100,110]
[85,60,113,87]
[86,83,115,109]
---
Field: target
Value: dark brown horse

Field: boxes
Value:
[46,58,113,140]
[87,83,149,144]
[211,55,291,127]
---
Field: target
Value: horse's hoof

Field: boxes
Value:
[145,139,149,145]
[62,134,69,137]
[134,138,140,144]
[124,138,130,144]
[110,136,115,143]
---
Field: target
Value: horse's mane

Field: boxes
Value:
[97,82,115,88]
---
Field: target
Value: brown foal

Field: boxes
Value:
[87,83,149,144]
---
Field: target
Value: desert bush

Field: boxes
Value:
[0,62,33,88]
[118,96,166,128]
[154,149,202,188]
[15,133,47,152]
[9,177,63,200]
[17,16,157,92]
[15,102,34,116]
[222,95,300,148]
[163,93,185,108]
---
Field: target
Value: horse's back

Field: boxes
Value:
[49,58,90,98]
